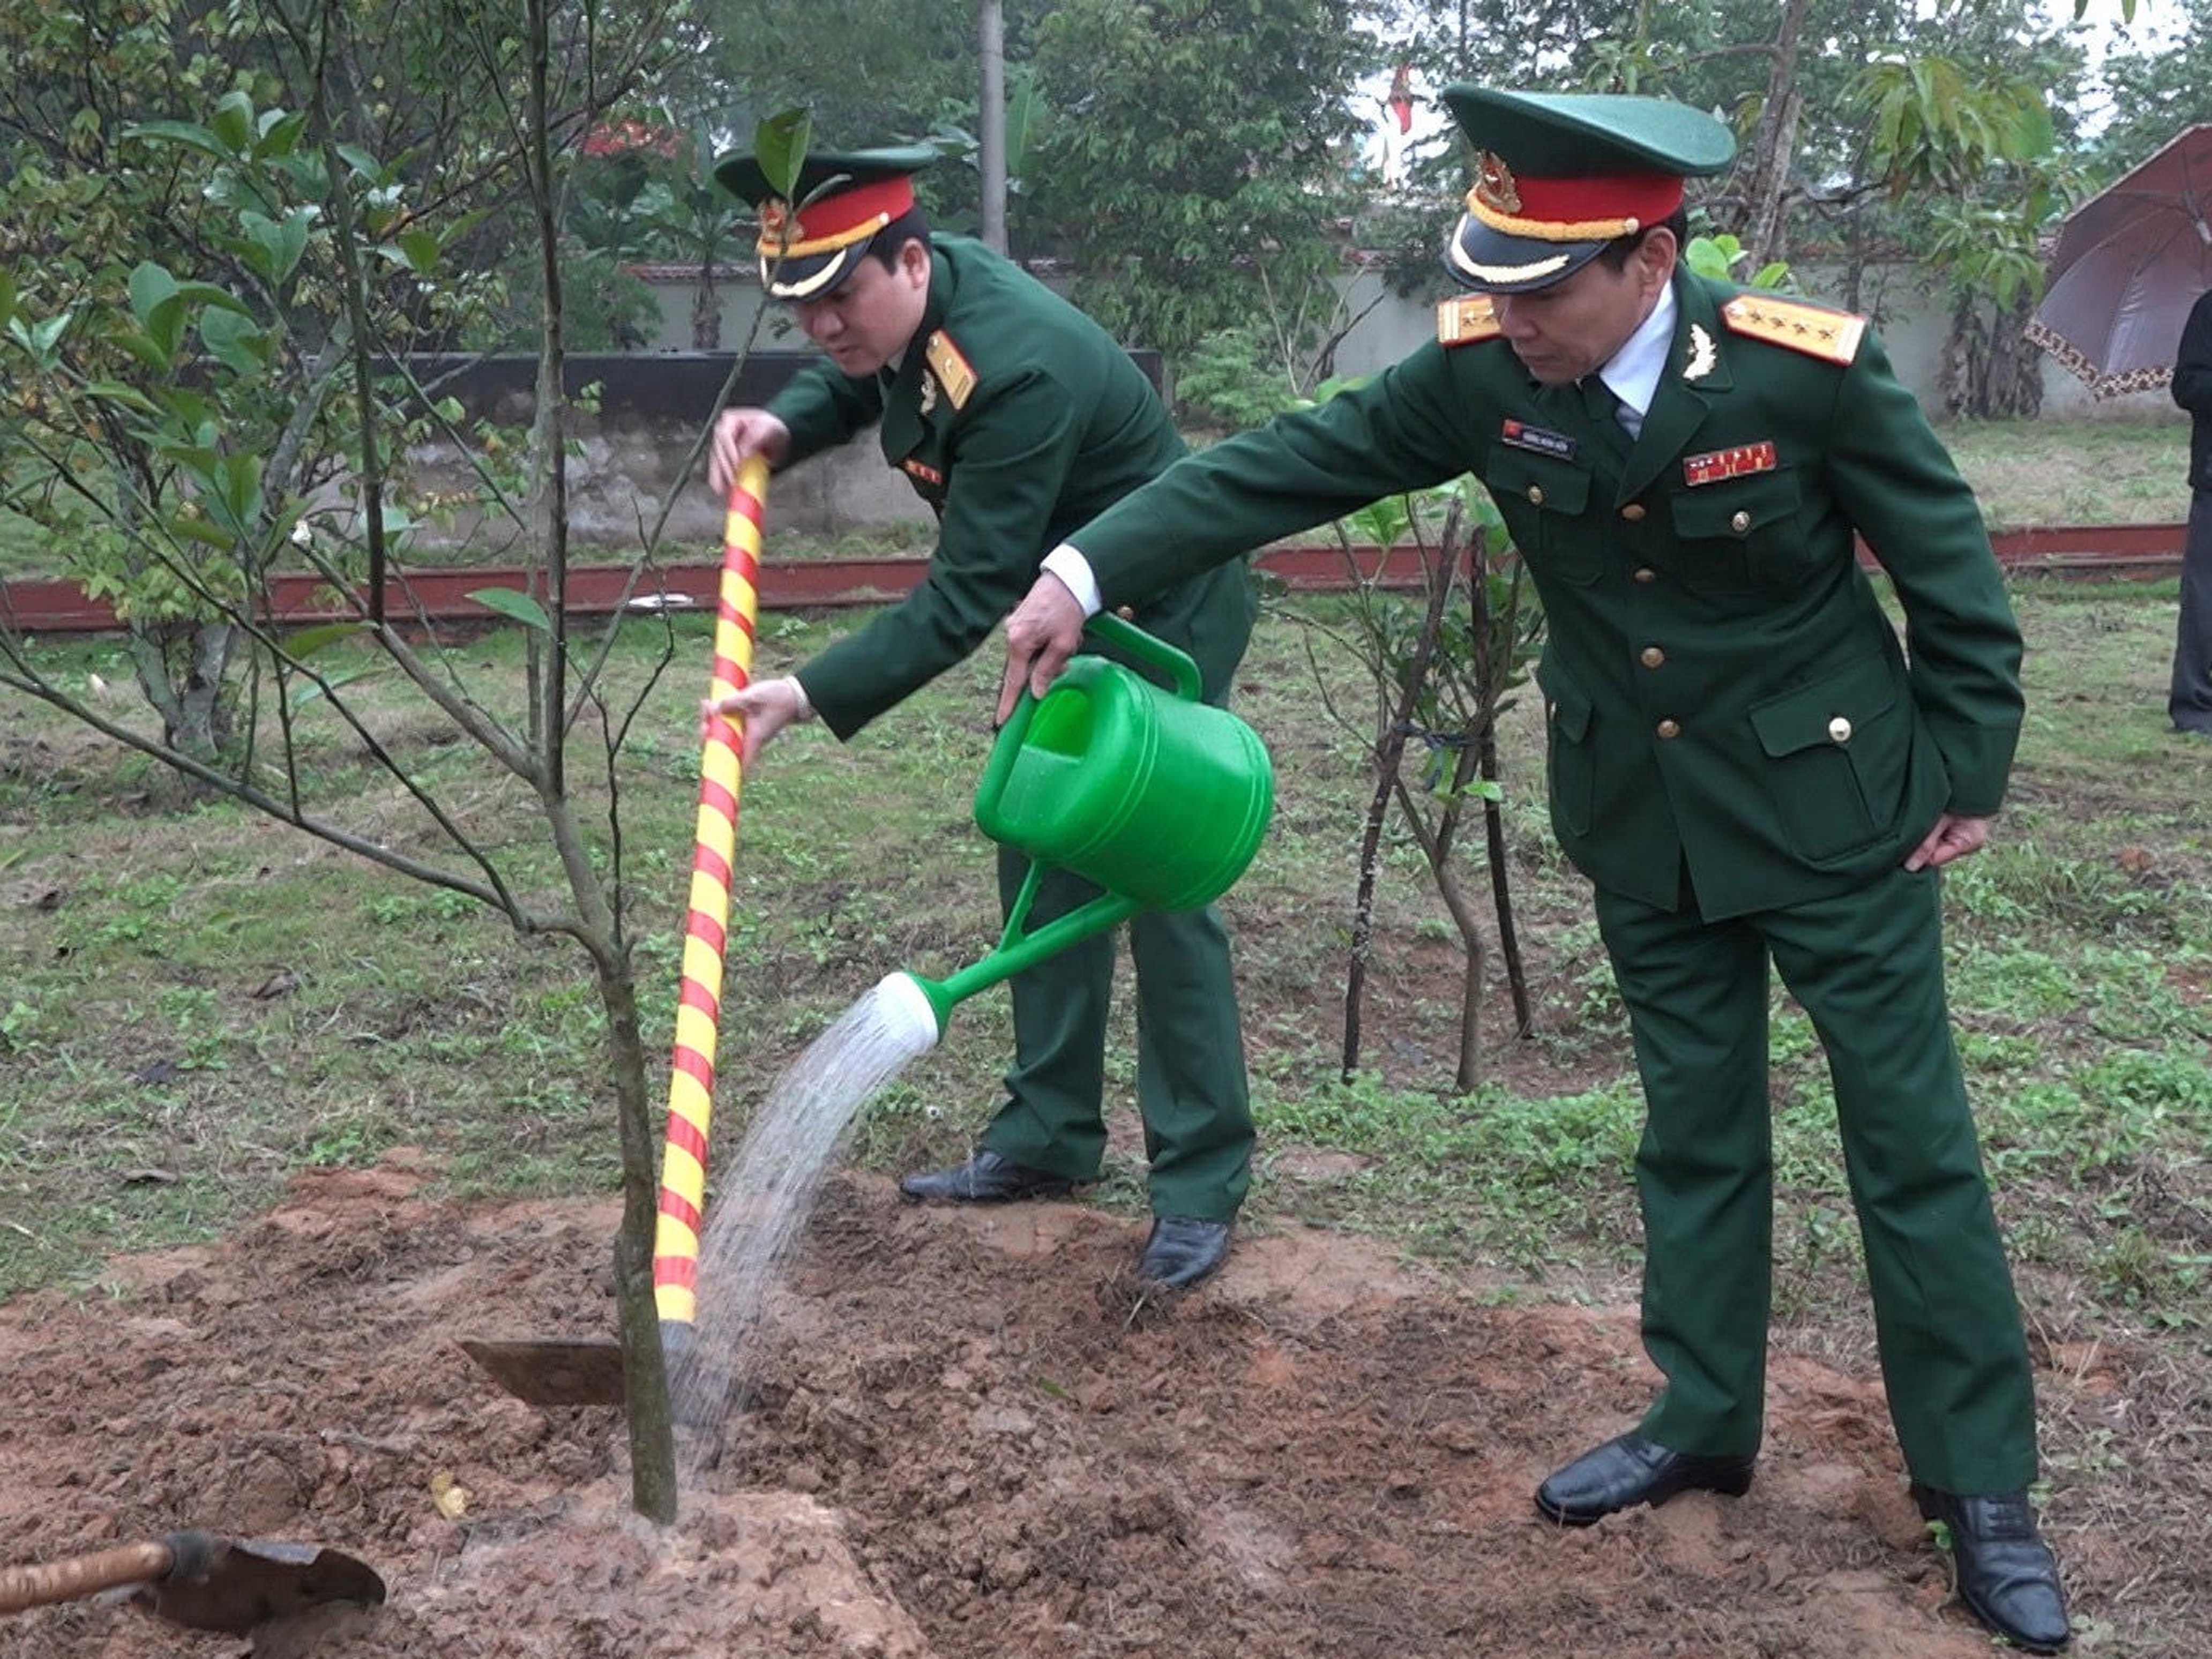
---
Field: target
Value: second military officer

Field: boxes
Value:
[704,146,1259,1291]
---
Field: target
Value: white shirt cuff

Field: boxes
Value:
[1041,544,1103,617]
[780,675,816,721]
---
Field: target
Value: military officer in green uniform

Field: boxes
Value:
[995,89,2068,1651]
[702,147,1258,1289]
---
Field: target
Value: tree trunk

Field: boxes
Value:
[1390,774,1486,1093]
[1942,287,2045,420]
[1738,0,1814,267]
[131,621,237,762]
[691,266,721,350]
[1341,529,1456,1082]
[591,948,679,1518]
[1479,728,1531,1039]
[1465,542,1531,1039]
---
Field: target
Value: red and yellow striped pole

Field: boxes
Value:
[655,455,771,1335]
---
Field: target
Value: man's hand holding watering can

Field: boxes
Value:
[701,409,812,763]
[998,567,1092,723]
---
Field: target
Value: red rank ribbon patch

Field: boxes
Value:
[901,458,945,488]
[1683,441,1777,487]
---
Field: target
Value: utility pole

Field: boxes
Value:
[980,0,1008,252]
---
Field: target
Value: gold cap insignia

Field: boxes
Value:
[757,198,791,243]
[1474,151,1522,214]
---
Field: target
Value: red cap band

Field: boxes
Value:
[758,175,917,258]
[1470,160,1684,242]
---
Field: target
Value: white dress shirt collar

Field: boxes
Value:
[1598,278,1678,422]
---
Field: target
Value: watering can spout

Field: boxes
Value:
[878,971,952,1048]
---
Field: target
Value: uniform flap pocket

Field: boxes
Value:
[1534,657,1594,741]
[1486,445,1592,517]
[1748,652,1902,758]
[1670,467,1802,540]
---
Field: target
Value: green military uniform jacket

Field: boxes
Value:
[1066,268,2023,918]
[767,235,1256,731]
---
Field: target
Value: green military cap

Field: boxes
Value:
[713,144,938,300]
[1438,87,1736,294]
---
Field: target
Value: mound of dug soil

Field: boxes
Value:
[0,1156,2046,1657]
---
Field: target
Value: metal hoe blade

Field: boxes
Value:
[458,1337,626,1406]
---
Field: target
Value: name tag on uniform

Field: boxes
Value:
[1683,441,1777,487]
[901,458,945,488]
[1501,419,1577,461]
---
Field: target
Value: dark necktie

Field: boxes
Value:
[1581,376,1634,464]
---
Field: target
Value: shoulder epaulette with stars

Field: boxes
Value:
[924,328,977,410]
[1719,294,1866,367]
[1436,295,1501,348]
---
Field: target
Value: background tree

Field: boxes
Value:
[1025,0,1371,353]
[0,0,786,1523]
[2088,0,2212,177]
[1854,28,2080,417]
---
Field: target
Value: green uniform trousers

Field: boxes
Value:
[1595,863,2038,1495]
[978,851,1254,1222]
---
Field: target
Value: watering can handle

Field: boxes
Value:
[978,611,1203,818]
[1082,611,1203,701]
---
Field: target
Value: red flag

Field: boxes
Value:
[1387,63,1413,135]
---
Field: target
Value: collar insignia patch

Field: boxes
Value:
[1683,440,1778,487]
[918,373,939,415]
[1501,418,1577,461]
[1684,323,1717,382]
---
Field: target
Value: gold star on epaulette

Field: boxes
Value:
[1719,294,1866,366]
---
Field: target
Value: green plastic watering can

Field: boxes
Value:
[882,613,1274,1040]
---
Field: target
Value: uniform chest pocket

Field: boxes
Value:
[1486,444,1599,584]
[1667,467,1804,583]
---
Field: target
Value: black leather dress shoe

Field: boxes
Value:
[1135,1215,1231,1289]
[1912,1485,2070,1653]
[898,1148,1077,1204]
[1534,1431,1755,1527]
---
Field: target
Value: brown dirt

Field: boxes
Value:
[0,1154,2093,1659]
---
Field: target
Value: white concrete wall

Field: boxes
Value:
[507,256,2179,550]
[637,257,2180,422]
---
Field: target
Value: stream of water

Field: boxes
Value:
[667,973,940,1482]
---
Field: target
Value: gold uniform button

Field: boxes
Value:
[1640,646,1665,669]
[1828,715,1853,744]
[1729,509,1752,534]
[1115,604,1137,621]
[1656,719,1682,739]
[1632,566,1658,585]
[1620,503,1647,522]
[1527,484,1545,506]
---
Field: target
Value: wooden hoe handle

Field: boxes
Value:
[0,1538,175,1614]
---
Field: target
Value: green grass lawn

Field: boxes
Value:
[3,582,2205,1331]
[3,569,2207,1656]
[1944,416,2191,530]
